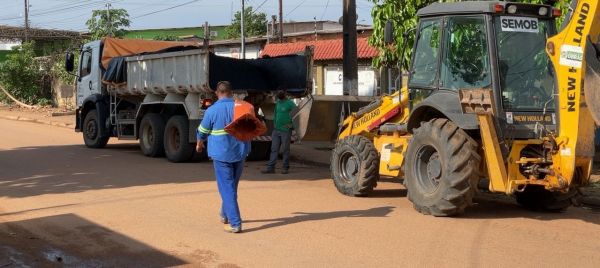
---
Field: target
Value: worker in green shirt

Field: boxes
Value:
[262,90,297,174]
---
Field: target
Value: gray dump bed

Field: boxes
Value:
[107,49,311,97]
[123,49,209,96]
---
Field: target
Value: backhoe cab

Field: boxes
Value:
[331,0,600,216]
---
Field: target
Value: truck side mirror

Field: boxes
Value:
[65,52,75,73]
[384,21,394,45]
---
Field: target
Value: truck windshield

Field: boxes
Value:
[494,17,556,111]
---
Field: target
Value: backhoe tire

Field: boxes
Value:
[139,113,165,157]
[331,135,379,197]
[164,115,195,163]
[515,186,579,212]
[83,109,109,149]
[404,118,481,216]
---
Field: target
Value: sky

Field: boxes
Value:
[0,0,374,32]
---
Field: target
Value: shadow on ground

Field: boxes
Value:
[463,193,600,225]
[0,144,329,198]
[0,214,187,267]
[243,206,394,233]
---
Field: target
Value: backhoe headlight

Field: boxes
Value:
[507,5,518,14]
[539,7,549,16]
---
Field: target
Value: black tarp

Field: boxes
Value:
[208,53,308,96]
[102,57,127,85]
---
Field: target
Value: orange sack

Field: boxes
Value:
[224,100,267,142]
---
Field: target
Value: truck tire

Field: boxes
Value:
[83,109,109,149]
[139,113,165,157]
[247,141,271,161]
[515,186,579,212]
[164,115,195,163]
[331,135,379,197]
[404,118,481,216]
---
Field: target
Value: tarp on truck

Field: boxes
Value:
[208,53,309,96]
[101,37,198,69]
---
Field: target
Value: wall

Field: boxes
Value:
[316,60,378,96]
[212,43,262,59]
[52,79,76,109]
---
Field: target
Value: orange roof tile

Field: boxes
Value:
[260,37,378,60]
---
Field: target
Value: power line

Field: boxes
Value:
[254,0,268,12]
[320,0,330,20]
[286,0,308,17]
[133,0,202,19]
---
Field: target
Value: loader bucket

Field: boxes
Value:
[584,38,600,126]
[293,95,376,142]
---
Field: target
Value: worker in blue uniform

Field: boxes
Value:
[196,81,250,233]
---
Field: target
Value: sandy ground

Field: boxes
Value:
[1,118,600,267]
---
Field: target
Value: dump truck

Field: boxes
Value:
[330,0,600,216]
[65,38,312,162]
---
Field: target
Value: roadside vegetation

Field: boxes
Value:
[0,8,130,106]
[368,0,571,69]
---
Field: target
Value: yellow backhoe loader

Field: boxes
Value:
[330,0,600,216]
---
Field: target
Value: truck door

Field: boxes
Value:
[76,42,102,107]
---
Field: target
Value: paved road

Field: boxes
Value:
[1,118,600,267]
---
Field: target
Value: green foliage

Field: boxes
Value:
[226,7,268,38]
[50,50,79,86]
[0,42,45,104]
[368,0,571,69]
[86,8,131,40]
[153,34,182,41]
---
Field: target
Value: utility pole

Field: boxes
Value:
[240,0,246,59]
[203,21,209,50]
[24,0,29,42]
[342,0,358,96]
[278,0,283,42]
[106,2,112,37]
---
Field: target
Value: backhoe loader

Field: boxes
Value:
[331,0,600,216]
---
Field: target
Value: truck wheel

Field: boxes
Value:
[247,141,271,161]
[515,186,579,212]
[404,118,481,216]
[139,113,165,157]
[164,115,195,163]
[83,109,109,148]
[331,135,379,197]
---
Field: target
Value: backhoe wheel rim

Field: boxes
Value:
[85,119,98,140]
[415,145,442,193]
[340,151,359,184]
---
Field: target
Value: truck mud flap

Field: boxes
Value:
[584,37,600,125]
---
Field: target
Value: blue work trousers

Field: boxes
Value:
[213,160,244,228]
[267,129,291,170]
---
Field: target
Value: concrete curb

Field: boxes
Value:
[0,115,73,129]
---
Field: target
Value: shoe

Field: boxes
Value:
[220,217,228,224]
[281,169,289,174]
[261,169,275,174]
[224,225,242,233]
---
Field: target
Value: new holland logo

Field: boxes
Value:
[353,109,381,128]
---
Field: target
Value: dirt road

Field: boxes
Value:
[1,118,600,267]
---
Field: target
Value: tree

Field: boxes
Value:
[226,6,268,39]
[368,0,570,69]
[0,42,45,104]
[153,35,182,41]
[86,8,131,40]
